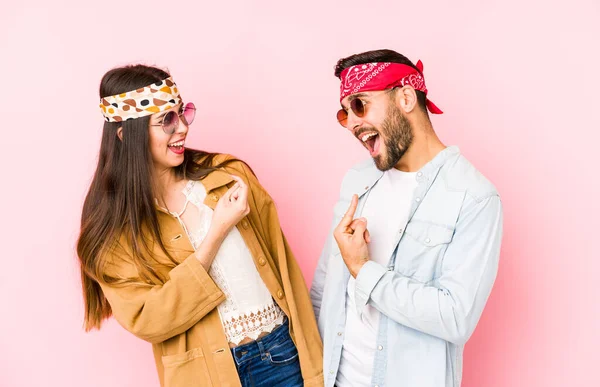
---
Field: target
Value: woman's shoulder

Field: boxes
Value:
[210,153,236,165]
[189,151,261,192]
[204,153,256,178]
[191,152,247,171]
[204,153,271,203]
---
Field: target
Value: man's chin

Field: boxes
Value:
[373,155,394,172]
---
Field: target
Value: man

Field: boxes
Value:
[310,49,503,387]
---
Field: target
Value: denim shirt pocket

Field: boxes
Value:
[395,220,454,282]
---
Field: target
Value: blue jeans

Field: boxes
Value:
[231,319,303,387]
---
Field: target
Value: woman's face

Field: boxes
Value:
[148,103,189,172]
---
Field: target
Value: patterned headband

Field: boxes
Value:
[99,76,182,122]
[339,61,443,114]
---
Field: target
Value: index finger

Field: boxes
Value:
[339,194,359,228]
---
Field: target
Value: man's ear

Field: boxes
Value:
[117,127,123,141]
[395,86,418,114]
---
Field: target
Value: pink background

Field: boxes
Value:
[1,1,598,386]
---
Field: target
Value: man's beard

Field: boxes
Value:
[373,105,413,171]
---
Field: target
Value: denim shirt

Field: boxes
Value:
[310,146,503,387]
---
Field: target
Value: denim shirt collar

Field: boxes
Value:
[350,146,461,199]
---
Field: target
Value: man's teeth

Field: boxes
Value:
[168,141,184,147]
[361,133,377,142]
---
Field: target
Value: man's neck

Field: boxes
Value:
[395,121,446,172]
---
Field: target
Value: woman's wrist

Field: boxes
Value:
[194,225,229,270]
[207,221,231,241]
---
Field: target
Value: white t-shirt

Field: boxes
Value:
[337,168,418,387]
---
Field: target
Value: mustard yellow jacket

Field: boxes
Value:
[98,155,324,387]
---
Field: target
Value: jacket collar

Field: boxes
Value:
[154,169,235,214]
[199,169,235,193]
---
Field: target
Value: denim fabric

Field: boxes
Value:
[231,320,303,387]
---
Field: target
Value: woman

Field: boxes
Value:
[77,64,323,387]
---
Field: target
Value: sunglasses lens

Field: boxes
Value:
[162,111,178,134]
[183,102,196,125]
[337,109,348,127]
[350,99,366,117]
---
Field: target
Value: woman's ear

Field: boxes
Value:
[117,127,123,141]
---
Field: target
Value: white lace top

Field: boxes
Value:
[166,180,285,345]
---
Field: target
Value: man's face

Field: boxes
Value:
[340,89,413,171]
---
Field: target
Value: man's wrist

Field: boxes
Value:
[350,260,368,278]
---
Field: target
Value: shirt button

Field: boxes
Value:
[211,193,219,201]
[337,332,343,336]
[415,197,421,202]
[364,186,369,190]
[258,257,266,266]
[330,370,335,375]
[425,238,431,244]
[417,172,423,177]
[277,289,284,299]
[398,228,404,234]
[378,345,383,351]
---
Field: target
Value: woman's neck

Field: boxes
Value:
[153,167,186,210]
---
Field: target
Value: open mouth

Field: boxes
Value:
[359,132,380,156]
[167,139,185,154]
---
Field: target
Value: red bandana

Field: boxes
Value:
[339,60,443,114]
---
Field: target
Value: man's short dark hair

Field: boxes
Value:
[334,49,428,114]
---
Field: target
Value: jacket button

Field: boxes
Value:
[241,220,249,229]
[211,193,219,201]
[258,257,266,266]
[277,289,284,299]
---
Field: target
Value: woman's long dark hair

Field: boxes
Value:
[77,65,238,331]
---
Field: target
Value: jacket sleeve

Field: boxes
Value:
[100,250,225,344]
[258,196,325,384]
[353,194,503,345]
[232,161,324,384]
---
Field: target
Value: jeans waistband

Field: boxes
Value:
[230,319,290,365]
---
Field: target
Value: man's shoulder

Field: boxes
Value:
[441,151,499,202]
